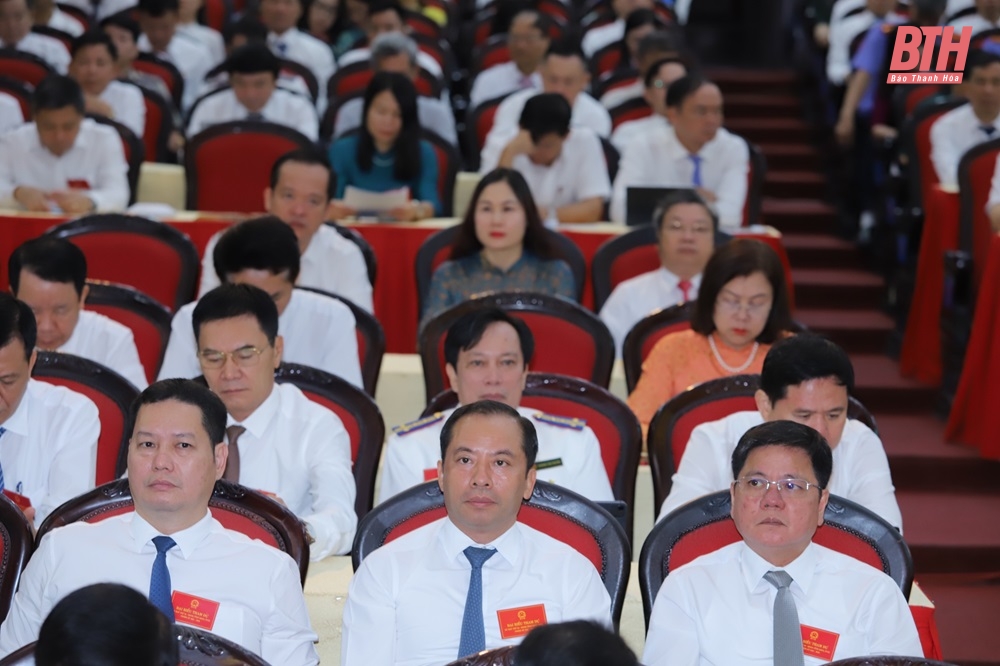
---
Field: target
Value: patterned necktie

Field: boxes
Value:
[982,125,997,138]
[678,278,693,303]
[223,425,245,482]
[0,427,6,492]
[689,154,703,187]
[149,536,177,620]
[763,570,805,666]
[246,112,264,121]
[458,546,497,658]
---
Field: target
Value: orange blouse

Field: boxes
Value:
[627,329,772,432]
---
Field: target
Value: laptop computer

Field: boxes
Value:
[625,186,691,226]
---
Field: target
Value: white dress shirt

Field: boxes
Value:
[47,8,85,36]
[0,32,70,73]
[0,119,130,212]
[138,33,214,112]
[947,11,1000,34]
[342,518,612,666]
[187,87,319,141]
[469,62,542,110]
[333,94,457,145]
[0,379,99,528]
[599,268,701,357]
[610,113,668,154]
[57,0,136,20]
[227,382,355,559]
[611,124,749,229]
[601,79,643,112]
[480,88,612,173]
[642,541,923,666]
[826,8,876,85]
[581,19,624,58]
[198,224,374,313]
[378,406,614,504]
[59,310,149,389]
[99,79,146,139]
[930,102,999,188]
[0,511,318,664]
[157,289,363,388]
[176,22,226,67]
[0,93,24,135]
[658,411,903,531]
[267,29,336,111]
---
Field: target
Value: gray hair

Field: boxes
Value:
[371,31,418,69]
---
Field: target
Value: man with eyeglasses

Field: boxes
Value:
[658,334,902,532]
[468,10,549,111]
[600,190,716,357]
[642,420,921,665]
[192,283,356,559]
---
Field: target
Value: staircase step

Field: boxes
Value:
[727,118,814,144]
[706,67,800,95]
[850,354,938,413]
[791,268,885,310]
[758,144,825,171]
[916,573,1000,666]
[794,309,894,354]
[763,171,828,200]
[762,198,838,234]
[897,490,1000,575]
[725,93,802,119]
[782,233,863,269]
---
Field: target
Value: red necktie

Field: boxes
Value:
[678,279,692,303]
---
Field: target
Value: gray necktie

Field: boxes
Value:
[763,570,804,666]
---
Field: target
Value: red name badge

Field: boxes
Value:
[800,625,840,661]
[2,490,31,510]
[66,179,91,190]
[496,604,547,639]
[422,468,438,481]
[172,592,220,630]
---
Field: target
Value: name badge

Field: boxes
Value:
[534,458,563,470]
[66,179,91,190]
[800,625,839,661]
[422,468,438,481]
[497,604,547,639]
[172,591,220,630]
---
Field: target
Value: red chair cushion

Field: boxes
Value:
[0,57,51,86]
[86,303,164,385]
[519,394,619,485]
[964,145,1000,288]
[298,388,360,465]
[190,133,304,212]
[610,246,662,291]
[669,396,757,466]
[210,507,281,548]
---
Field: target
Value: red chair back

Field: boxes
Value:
[957,137,1000,288]
[327,61,374,100]
[133,53,183,111]
[84,280,171,385]
[203,0,230,30]
[471,34,509,74]
[138,85,174,162]
[591,42,623,77]
[620,302,695,393]
[0,49,54,87]
[914,99,964,196]
[609,96,651,130]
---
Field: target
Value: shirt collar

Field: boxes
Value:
[228,383,279,438]
[663,124,714,160]
[739,541,818,597]
[657,267,702,290]
[439,517,521,568]
[1,379,35,434]
[128,509,216,559]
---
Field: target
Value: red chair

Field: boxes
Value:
[421,372,642,539]
[418,292,615,400]
[647,374,879,519]
[956,136,1000,290]
[32,350,139,486]
[353,480,631,627]
[0,75,31,119]
[137,83,176,162]
[0,494,34,624]
[893,84,948,126]
[84,280,172,386]
[36,478,311,584]
[274,362,385,521]
[45,214,200,312]
[30,25,73,51]
[589,41,624,78]
[621,302,695,393]
[900,96,965,216]
[184,120,314,213]
[593,68,639,101]
[133,53,183,111]
[202,0,233,30]
[463,92,510,170]
[406,10,444,40]
[591,224,664,313]
[55,2,91,28]
[0,49,54,87]
[638,490,914,628]
[327,60,374,101]
[88,114,144,204]
[609,95,650,131]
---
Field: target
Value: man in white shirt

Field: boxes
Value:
[492,92,610,223]
[826,0,895,86]
[0,0,70,72]
[159,216,363,387]
[187,42,318,140]
[33,0,84,36]
[468,10,548,111]
[609,55,685,153]
[581,0,652,57]
[136,0,213,112]
[176,0,225,64]
[336,0,442,82]
[930,49,1000,188]
[378,308,614,503]
[480,42,612,171]
[9,237,149,389]
[600,190,715,356]
[332,31,457,146]
[0,92,24,134]
[0,75,130,213]
[659,334,903,532]
[259,0,335,111]
[69,30,146,138]
[611,73,749,229]
[345,400,613,665]
[642,420,922,665]
[197,148,374,312]
[0,293,100,529]
[193,283,356,559]
[948,0,1000,33]
[0,378,319,665]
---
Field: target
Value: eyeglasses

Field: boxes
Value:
[198,345,267,369]
[716,295,771,316]
[733,476,822,498]
[663,221,713,235]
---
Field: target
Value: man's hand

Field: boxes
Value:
[13,186,51,212]
[497,129,535,168]
[49,191,95,214]
[835,114,855,146]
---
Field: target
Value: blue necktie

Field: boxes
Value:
[458,546,497,658]
[149,536,177,620]
[689,154,703,187]
[982,126,997,138]
[0,427,6,492]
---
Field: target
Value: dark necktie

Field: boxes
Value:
[763,570,805,666]
[458,546,497,658]
[223,425,245,482]
[246,112,265,121]
[689,154,703,187]
[149,536,177,620]
[982,125,997,138]
[678,278,693,303]
[0,426,6,492]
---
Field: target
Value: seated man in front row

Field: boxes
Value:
[343,400,612,665]
[642,420,922,664]
[378,307,614,503]
[660,334,902,531]
[194,283,357,559]
[0,379,319,665]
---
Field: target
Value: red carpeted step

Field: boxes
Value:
[705,67,800,95]
[728,118,815,144]
[794,308,894,354]
[762,198,838,234]
[897,490,1000,575]
[763,171,828,200]
[724,93,802,119]
[849,354,938,413]
[916,573,1000,666]
[757,144,825,172]
[791,268,885,310]
[782,233,863,269]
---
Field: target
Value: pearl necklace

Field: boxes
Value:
[708,333,760,374]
